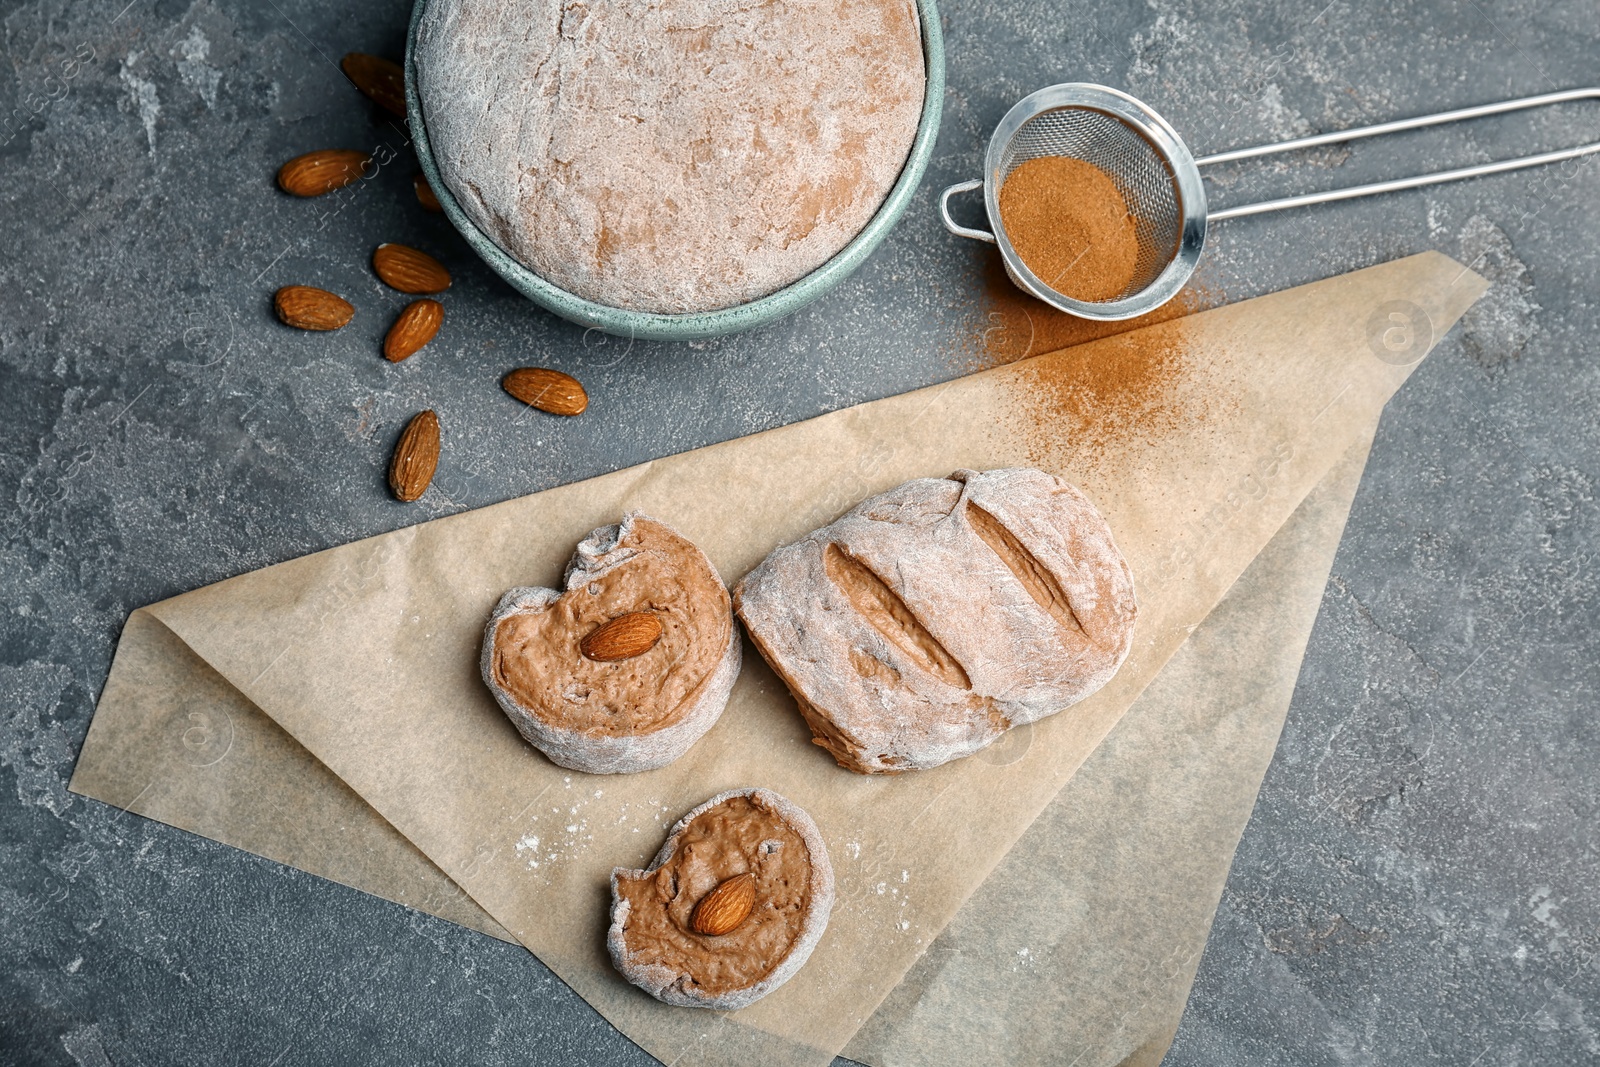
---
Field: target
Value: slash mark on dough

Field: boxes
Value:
[966,502,1085,635]
[823,543,971,690]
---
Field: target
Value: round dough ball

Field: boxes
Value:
[414,0,926,313]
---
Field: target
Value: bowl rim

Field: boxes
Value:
[405,0,946,342]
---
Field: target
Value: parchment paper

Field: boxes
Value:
[72,428,1370,1066]
[844,430,1373,1067]
[83,608,513,942]
[71,252,1485,1066]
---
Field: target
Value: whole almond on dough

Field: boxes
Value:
[413,173,443,212]
[609,789,832,1009]
[580,611,664,662]
[276,150,371,197]
[275,286,354,331]
[690,873,758,936]
[389,410,440,502]
[503,367,588,416]
[384,299,444,362]
[341,53,406,117]
[373,243,451,294]
[482,514,740,775]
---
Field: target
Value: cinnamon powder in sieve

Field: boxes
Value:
[997,156,1140,302]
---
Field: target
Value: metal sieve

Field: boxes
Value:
[941,83,1600,321]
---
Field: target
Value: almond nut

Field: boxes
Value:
[413,172,443,213]
[580,611,663,662]
[275,286,355,331]
[373,243,451,294]
[277,149,372,197]
[384,299,444,362]
[389,410,440,502]
[340,52,406,117]
[690,873,757,937]
[502,367,588,416]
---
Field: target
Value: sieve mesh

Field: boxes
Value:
[995,106,1183,302]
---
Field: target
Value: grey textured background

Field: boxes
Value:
[2,0,1596,1064]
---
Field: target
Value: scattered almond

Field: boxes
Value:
[389,410,440,502]
[580,612,663,662]
[340,53,406,118]
[275,286,355,331]
[413,172,443,213]
[690,873,757,936]
[502,367,589,416]
[373,243,451,294]
[384,299,444,362]
[277,149,372,197]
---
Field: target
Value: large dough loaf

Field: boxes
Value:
[733,468,1137,773]
[413,0,926,314]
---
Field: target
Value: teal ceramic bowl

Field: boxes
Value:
[405,0,944,342]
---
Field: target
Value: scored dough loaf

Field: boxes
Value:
[413,0,926,314]
[733,468,1138,773]
[482,513,740,774]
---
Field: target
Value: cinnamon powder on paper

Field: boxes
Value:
[1008,308,1200,469]
[997,156,1140,302]
[965,254,1224,471]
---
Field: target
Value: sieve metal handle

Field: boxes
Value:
[1199,87,1600,222]
[939,179,997,243]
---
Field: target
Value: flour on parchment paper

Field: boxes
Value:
[509,778,676,875]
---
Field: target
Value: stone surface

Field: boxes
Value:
[0,0,1594,1064]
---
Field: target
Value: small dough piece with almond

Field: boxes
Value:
[608,788,833,1009]
[481,513,739,774]
[734,468,1137,773]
